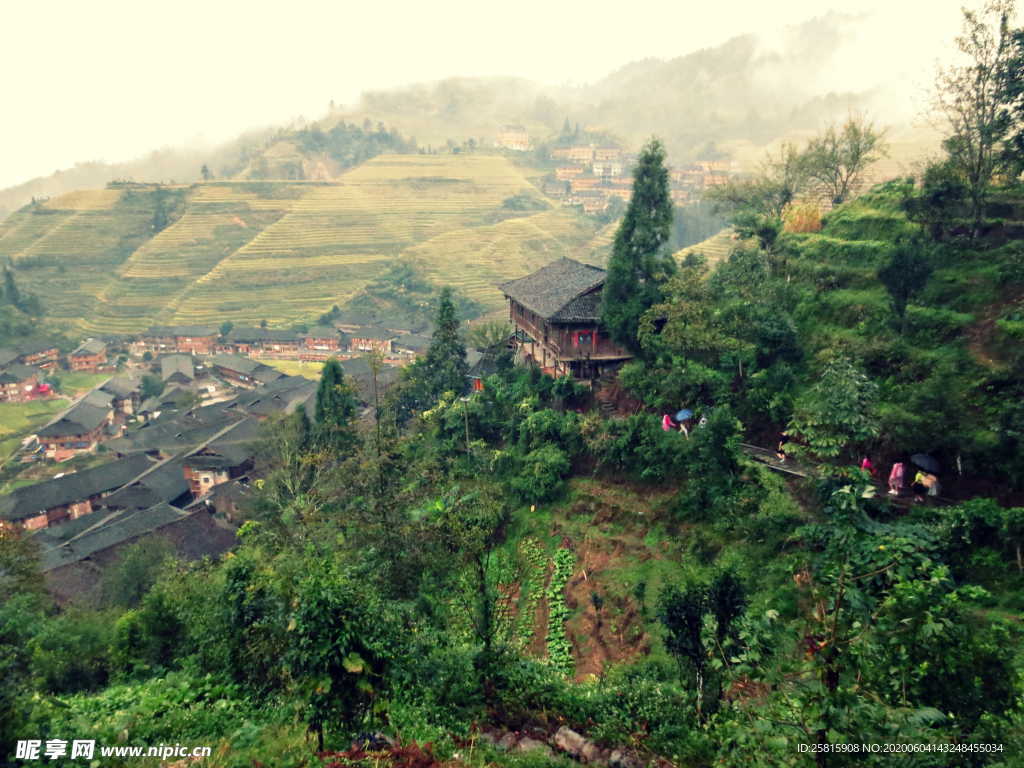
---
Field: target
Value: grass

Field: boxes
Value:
[263,360,324,379]
[0,398,69,464]
[56,372,112,396]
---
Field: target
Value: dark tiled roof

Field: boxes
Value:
[108,411,245,455]
[226,327,301,343]
[0,348,17,367]
[97,484,162,512]
[305,325,339,338]
[550,290,603,322]
[160,354,195,381]
[17,339,59,355]
[393,334,432,353]
[38,503,188,572]
[0,453,154,522]
[0,363,39,383]
[211,355,281,381]
[37,402,110,438]
[468,351,500,379]
[224,378,316,417]
[82,389,116,409]
[349,326,397,341]
[499,258,606,320]
[146,325,218,338]
[71,339,106,356]
[101,375,141,398]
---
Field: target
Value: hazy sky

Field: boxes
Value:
[1,0,970,189]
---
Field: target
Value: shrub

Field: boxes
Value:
[501,444,572,503]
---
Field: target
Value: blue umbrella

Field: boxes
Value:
[675,409,693,421]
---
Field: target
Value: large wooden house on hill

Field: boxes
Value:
[137,326,219,356]
[500,258,633,383]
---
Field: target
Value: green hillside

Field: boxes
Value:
[0,155,601,334]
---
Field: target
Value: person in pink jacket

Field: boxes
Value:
[888,461,905,495]
[860,456,875,477]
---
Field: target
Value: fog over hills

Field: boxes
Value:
[0,11,944,220]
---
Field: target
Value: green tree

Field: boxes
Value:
[658,569,746,720]
[787,355,879,459]
[877,239,933,333]
[220,320,234,337]
[706,143,805,255]
[286,560,398,749]
[152,187,170,233]
[801,116,888,205]
[467,320,511,352]
[422,287,468,397]
[3,265,21,307]
[601,137,676,352]
[314,358,358,452]
[140,374,164,401]
[935,0,1016,238]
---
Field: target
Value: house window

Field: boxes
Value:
[574,331,593,347]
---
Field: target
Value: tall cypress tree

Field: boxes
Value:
[3,266,21,308]
[424,287,468,396]
[600,138,676,353]
[315,358,357,451]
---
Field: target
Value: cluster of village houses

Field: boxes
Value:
[0,314,502,604]
[495,125,733,214]
[1,255,622,605]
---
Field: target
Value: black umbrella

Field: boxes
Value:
[911,454,940,474]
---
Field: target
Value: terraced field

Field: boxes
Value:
[675,228,736,267]
[0,156,602,332]
[409,209,602,310]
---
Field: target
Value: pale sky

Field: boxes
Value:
[1,0,970,189]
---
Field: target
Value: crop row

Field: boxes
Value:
[514,538,549,651]
[545,548,576,676]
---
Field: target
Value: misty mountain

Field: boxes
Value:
[0,15,882,219]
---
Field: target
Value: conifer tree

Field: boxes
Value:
[3,266,21,307]
[423,287,468,396]
[314,358,357,451]
[600,138,676,353]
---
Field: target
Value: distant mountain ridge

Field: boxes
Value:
[1,16,887,220]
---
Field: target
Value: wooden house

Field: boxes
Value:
[69,339,108,372]
[0,453,153,531]
[0,364,41,403]
[183,419,258,498]
[211,354,283,389]
[17,340,60,370]
[37,401,115,461]
[222,327,302,357]
[348,326,396,355]
[301,325,344,360]
[496,125,530,152]
[500,258,633,382]
[141,325,218,356]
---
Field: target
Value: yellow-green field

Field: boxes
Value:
[0,156,603,334]
[0,398,69,464]
[263,360,324,379]
[675,228,736,267]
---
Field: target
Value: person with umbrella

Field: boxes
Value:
[675,408,693,438]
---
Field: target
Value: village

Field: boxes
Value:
[0,314,505,603]
[495,124,733,213]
